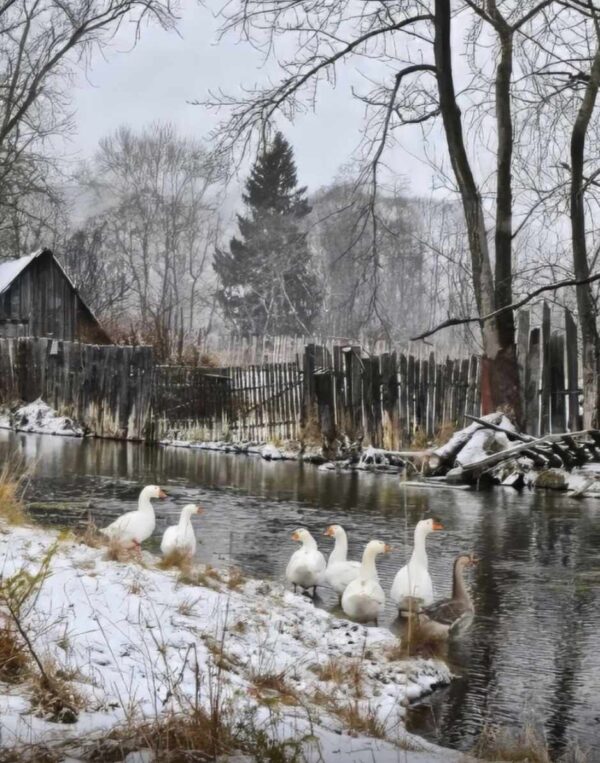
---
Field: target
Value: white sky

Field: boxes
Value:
[69,0,444,201]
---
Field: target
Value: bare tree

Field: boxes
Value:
[80,123,225,361]
[0,0,177,240]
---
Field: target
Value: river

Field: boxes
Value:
[1,429,599,756]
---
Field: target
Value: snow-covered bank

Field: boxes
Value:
[0,521,460,762]
[0,398,83,437]
[159,436,326,463]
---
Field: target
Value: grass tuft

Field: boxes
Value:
[0,623,29,683]
[226,566,246,590]
[29,661,85,724]
[472,724,589,763]
[75,520,106,550]
[0,455,27,525]
[314,657,364,697]
[104,538,134,563]
[389,617,448,660]
[158,547,193,573]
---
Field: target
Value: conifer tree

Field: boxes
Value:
[214,132,321,336]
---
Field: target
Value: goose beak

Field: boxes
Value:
[291,531,300,541]
[384,544,393,553]
[432,520,443,531]
[195,505,203,515]
[158,488,167,499]
[324,526,335,537]
[470,554,480,566]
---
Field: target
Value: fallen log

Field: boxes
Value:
[433,412,505,464]
[457,430,598,476]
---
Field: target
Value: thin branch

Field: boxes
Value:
[411,272,600,341]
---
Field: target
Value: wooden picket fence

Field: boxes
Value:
[152,345,483,446]
[152,303,582,447]
[0,304,583,446]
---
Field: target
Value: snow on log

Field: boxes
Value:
[433,412,505,463]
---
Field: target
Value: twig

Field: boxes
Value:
[411,272,600,341]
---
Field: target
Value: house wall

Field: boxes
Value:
[0,251,109,343]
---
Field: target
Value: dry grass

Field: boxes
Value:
[75,520,107,550]
[0,623,29,683]
[0,456,27,525]
[312,688,386,739]
[103,538,141,563]
[300,413,323,448]
[434,420,457,447]
[158,547,193,573]
[388,618,448,661]
[410,427,430,450]
[175,595,201,617]
[226,566,246,590]
[251,670,299,706]
[28,659,86,724]
[177,565,222,590]
[84,704,304,763]
[202,635,239,671]
[313,657,364,698]
[0,744,60,763]
[472,724,589,763]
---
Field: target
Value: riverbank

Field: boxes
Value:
[0,520,462,762]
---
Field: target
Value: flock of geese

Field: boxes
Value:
[287,520,478,633]
[99,485,477,635]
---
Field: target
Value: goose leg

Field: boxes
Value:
[292,583,297,593]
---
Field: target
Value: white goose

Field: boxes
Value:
[390,518,443,613]
[341,540,391,625]
[161,504,202,557]
[100,485,167,548]
[285,528,326,595]
[323,524,360,596]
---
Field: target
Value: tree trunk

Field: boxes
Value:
[433,0,521,421]
[570,46,600,428]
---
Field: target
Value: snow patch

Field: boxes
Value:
[9,399,83,437]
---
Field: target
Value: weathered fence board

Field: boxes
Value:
[0,338,153,439]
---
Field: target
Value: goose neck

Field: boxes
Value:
[452,561,471,604]
[138,493,155,513]
[329,532,348,565]
[410,526,428,565]
[178,510,192,529]
[360,546,379,580]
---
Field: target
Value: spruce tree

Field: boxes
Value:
[214,132,321,336]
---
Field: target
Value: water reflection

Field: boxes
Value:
[1,430,599,754]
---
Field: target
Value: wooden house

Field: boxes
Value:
[0,248,111,343]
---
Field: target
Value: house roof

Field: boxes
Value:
[0,250,41,294]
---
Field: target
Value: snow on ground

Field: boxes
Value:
[160,437,312,462]
[0,522,460,762]
[0,399,83,436]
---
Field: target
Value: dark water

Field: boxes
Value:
[2,430,600,756]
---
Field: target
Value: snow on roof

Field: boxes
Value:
[0,249,44,294]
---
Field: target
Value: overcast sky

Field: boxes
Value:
[70,0,443,201]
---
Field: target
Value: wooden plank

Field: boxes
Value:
[516,310,530,423]
[525,327,541,437]
[427,352,436,437]
[549,331,566,433]
[398,353,408,446]
[540,301,551,435]
[565,308,580,431]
